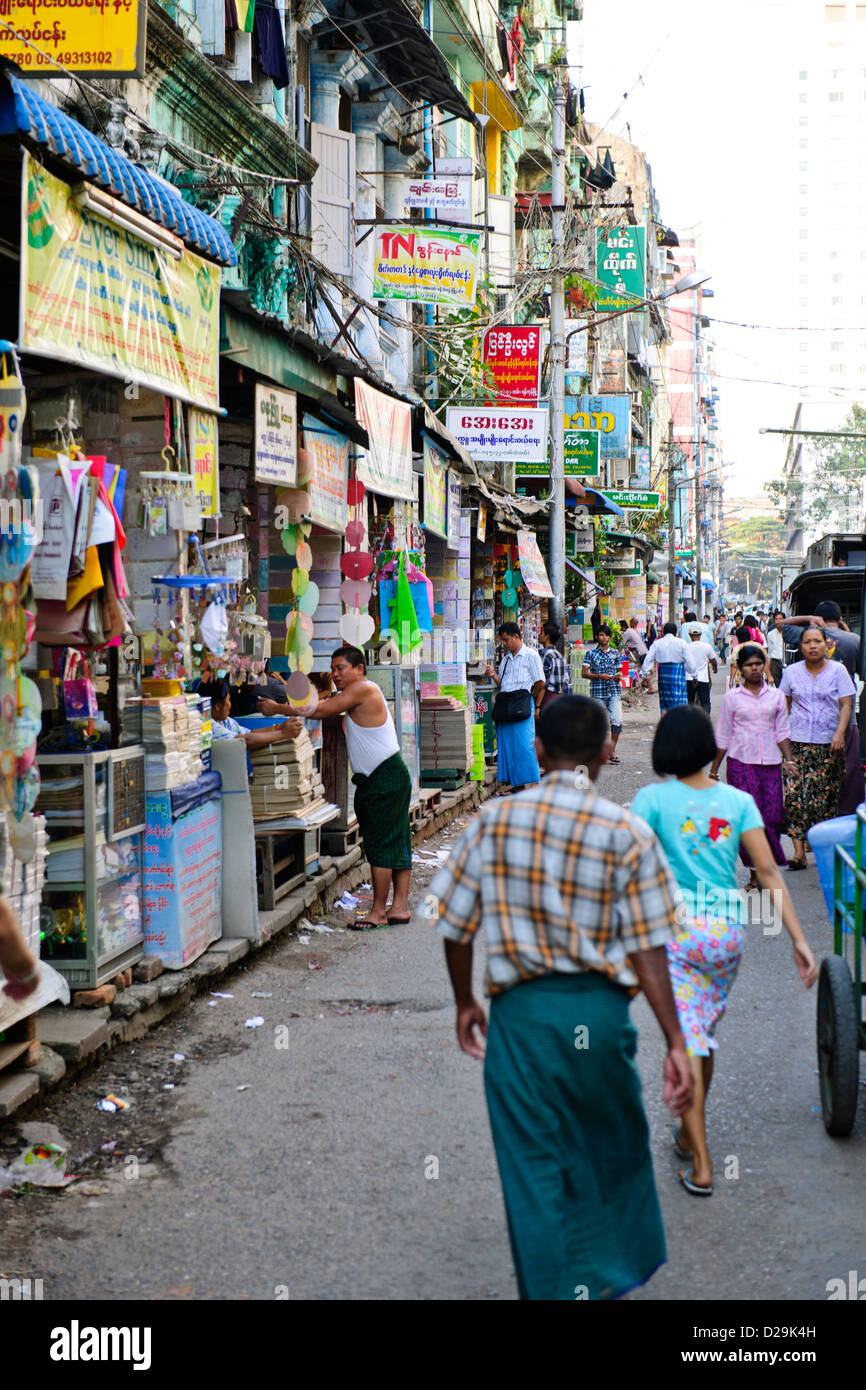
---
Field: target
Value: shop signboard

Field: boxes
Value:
[0,0,146,75]
[565,319,588,376]
[254,384,297,486]
[301,414,349,533]
[569,395,631,460]
[423,439,448,540]
[446,470,462,552]
[566,528,594,556]
[517,529,553,598]
[602,490,661,512]
[514,425,600,479]
[482,325,541,405]
[373,225,481,308]
[403,176,472,215]
[20,153,220,410]
[633,445,651,487]
[355,379,413,500]
[595,225,646,312]
[189,409,220,518]
[445,407,548,464]
[605,548,636,571]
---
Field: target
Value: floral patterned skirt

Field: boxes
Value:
[782,740,844,841]
[666,917,746,1058]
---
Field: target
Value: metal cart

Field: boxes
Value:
[818,804,866,1135]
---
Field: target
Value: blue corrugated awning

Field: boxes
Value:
[0,74,236,267]
[675,563,695,581]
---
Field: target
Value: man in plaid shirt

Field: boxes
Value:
[430,695,692,1301]
[582,624,623,763]
[539,621,570,709]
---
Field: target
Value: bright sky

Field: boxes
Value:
[574,0,803,507]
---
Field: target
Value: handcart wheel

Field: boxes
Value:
[817,955,860,1137]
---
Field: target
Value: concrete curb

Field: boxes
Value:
[1,776,493,1122]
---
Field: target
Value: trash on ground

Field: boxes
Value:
[172,1053,185,1062]
[250,991,273,998]
[163,1084,175,1090]
[245,1016,265,1028]
[210,991,234,999]
[0,1142,76,1192]
[99,1140,117,1153]
[97,1094,129,1113]
[208,1000,218,1007]
[236,1084,250,1092]
[298,934,310,945]
[299,917,334,934]
[308,959,322,971]
[334,891,360,910]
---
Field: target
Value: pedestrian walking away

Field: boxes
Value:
[710,644,794,890]
[486,622,546,791]
[538,620,570,711]
[631,706,816,1197]
[299,645,412,927]
[779,626,855,870]
[766,609,786,688]
[640,622,699,711]
[686,628,718,714]
[430,695,693,1300]
[582,624,624,762]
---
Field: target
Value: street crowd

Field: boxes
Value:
[431,597,859,1300]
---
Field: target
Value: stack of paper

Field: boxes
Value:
[248,730,327,820]
[420,704,474,772]
[137,697,201,789]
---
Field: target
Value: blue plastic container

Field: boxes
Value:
[807,814,858,921]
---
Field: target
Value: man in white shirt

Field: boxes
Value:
[485,621,546,792]
[687,629,719,714]
[641,622,699,711]
[679,610,714,647]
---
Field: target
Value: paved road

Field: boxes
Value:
[3,667,864,1301]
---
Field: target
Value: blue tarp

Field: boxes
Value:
[0,74,236,267]
[169,770,222,821]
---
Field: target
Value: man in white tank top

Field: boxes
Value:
[290,645,413,930]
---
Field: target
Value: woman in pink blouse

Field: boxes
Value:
[710,644,794,889]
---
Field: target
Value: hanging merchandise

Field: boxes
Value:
[200,600,229,656]
[389,552,423,658]
[340,471,375,652]
[62,650,98,721]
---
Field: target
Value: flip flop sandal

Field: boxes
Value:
[347,918,389,931]
[672,1124,692,1161]
[387,915,411,925]
[786,859,807,871]
[679,1168,713,1197]
[608,755,621,764]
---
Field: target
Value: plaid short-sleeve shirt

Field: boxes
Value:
[584,646,621,701]
[541,645,570,694]
[430,771,681,995]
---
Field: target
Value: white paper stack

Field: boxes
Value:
[139,697,200,789]
[0,813,48,956]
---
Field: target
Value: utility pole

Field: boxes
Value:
[692,288,702,616]
[547,56,566,631]
[667,417,676,623]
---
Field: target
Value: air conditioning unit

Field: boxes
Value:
[611,460,631,488]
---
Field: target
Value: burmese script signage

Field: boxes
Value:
[0,0,146,75]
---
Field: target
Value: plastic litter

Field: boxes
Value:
[308,959,322,970]
[97,1094,129,1113]
[99,1140,117,1153]
[298,934,310,945]
[210,991,234,999]
[298,917,335,935]
[163,1084,175,1091]
[245,1016,265,1028]
[0,1142,76,1192]
[334,891,360,910]
[236,1084,250,1092]
[172,1053,185,1062]
[208,1000,218,1006]
[250,991,273,998]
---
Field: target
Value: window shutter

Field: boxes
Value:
[310,124,355,278]
[488,194,514,288]
[196,0,226,56]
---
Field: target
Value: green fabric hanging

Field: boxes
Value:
[391,551,423,655]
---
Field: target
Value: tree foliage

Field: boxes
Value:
[767,403,866,530]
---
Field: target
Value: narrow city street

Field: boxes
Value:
[3,670,862,1302]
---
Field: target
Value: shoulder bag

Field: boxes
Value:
[492,657,533,723]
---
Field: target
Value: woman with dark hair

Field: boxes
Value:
[198,679,301,751]
[631,706,816,1196]
[710,644,794,890]
[779,625,856,870]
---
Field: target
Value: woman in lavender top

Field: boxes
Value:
[779,626,856,870]
[710,644,794,890]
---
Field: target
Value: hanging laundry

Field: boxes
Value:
[497,24,510,76]
[236,0,256,32]
[509,13,524,61]
[225,0,239,30]
[253,2,289,88]
[565,88,577,127]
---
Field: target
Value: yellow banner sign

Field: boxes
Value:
[189,409,220,518]
[372,226,481,308]
[0,0,145,75]
[20,154,220,410]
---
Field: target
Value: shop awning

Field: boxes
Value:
[565,560,606,593]
[0,74,236,267]
[318,2,476,123]
[413,404,477,475]
[572,488,624,517]
[299,392,369,449]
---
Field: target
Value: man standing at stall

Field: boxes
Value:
[485,622,546,792]
[263,646,413,930]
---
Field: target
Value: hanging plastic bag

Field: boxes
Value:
[200,600,228,655]
[389,551,423,656]
[62,649,98,719]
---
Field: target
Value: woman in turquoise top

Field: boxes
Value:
[631,706,816,1198]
